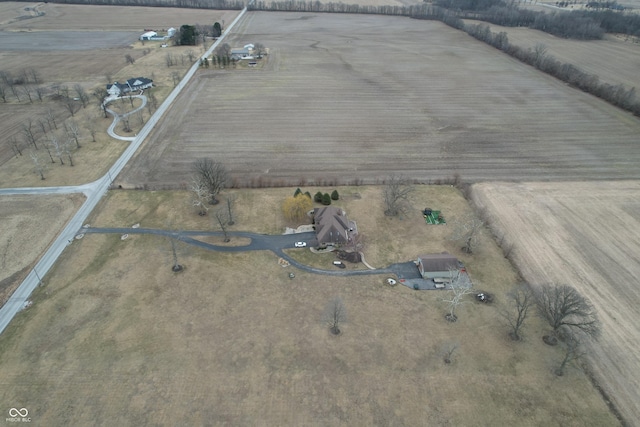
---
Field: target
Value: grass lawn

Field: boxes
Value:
[0,185,618,425]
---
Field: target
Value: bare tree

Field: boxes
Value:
[441,268,473,322]
[37,118,49,137]
[125,53,136,65]
[8,136,23,156]
[533,43,548,68]
[22,119,39,149]
[213,207,231,242]
[217,43,231,58]
[171,71,181,87]
[323,296,347,335]
[63,138,75,166]
[190,178,212,216]
[442,341,459,364]
[73,84,89,108]
[226,194,236,225]
[135,109,144,127]
[383,174,414,216]
[501,284,534,341]
[63,97,79,117]
[41,138,56,164]
[87,116,98,142]
[555,332,585,376]
[46,108,58,130]
[147,92,158,114]
[449,214,484,254]
[93,87,110,118]
[185,49,196,63]
[28,68,40,84]
[49,136,65,165]
[168,236,184,272]
[0,83,6,102]
[254,42,265,58]
[165,53,176,68]
[35,86,45,102]
[29,151,45,180]
[192,158,228,204]
[22,85,33,103]
[536,284,600,339]
[65,120,81,148]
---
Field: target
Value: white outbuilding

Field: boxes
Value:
[140,31,157,41]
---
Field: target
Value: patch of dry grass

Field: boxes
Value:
[0,193,85,305]
[0,185,617,424]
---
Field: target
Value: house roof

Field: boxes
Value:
[418,253,459,272]
[314,207,349,244]
[231,48,250,55]
[107,77,153,93]
[127,77,152,87]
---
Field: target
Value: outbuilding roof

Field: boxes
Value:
[418,253,459,272]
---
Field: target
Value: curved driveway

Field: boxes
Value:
[83,227,395,276]
[0,7,251,335]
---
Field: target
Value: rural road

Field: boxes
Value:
[0,7,251,335]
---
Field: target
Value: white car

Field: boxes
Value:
[294,242,307,248]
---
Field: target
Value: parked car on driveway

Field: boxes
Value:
[294,241,307,248]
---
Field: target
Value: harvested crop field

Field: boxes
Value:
[0,2,239,32]
[472,180,640,424]
[0,2,238,80]
[474,22,640,90]
[120,12,640,188]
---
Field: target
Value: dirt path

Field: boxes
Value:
[472,180,640,425]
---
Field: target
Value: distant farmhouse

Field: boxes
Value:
[313,206,355,247]
[140,27,176,41]
[107,77,153,97]
[230,48,252,60]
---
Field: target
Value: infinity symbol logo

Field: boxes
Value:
[8,408,28,417]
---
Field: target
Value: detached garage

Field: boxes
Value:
[417,253,460,279]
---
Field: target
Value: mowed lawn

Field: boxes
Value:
[120,12,640,188]
[0,186,618,425]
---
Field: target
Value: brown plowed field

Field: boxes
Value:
[474,22,640,90]
[120,12,640,188]
[472,180,640,424]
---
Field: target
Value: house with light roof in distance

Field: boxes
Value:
[107,77,153,97]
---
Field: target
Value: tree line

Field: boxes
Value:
[50,0,243,10]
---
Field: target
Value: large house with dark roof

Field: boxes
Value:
[107,77,153,97]
[313,206,354,247]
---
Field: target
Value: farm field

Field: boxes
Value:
[0,186,618,425]
[120,12,640,188]
[0,3,241,186]
[472,21,640,90]
[0,193,84,307]
[472,180,640,424]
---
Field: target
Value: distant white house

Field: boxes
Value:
[167,27,176,38]
[230,48,252,60]
[140,31,157,41]
[107,77,153,97]
[244,43,255,50]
